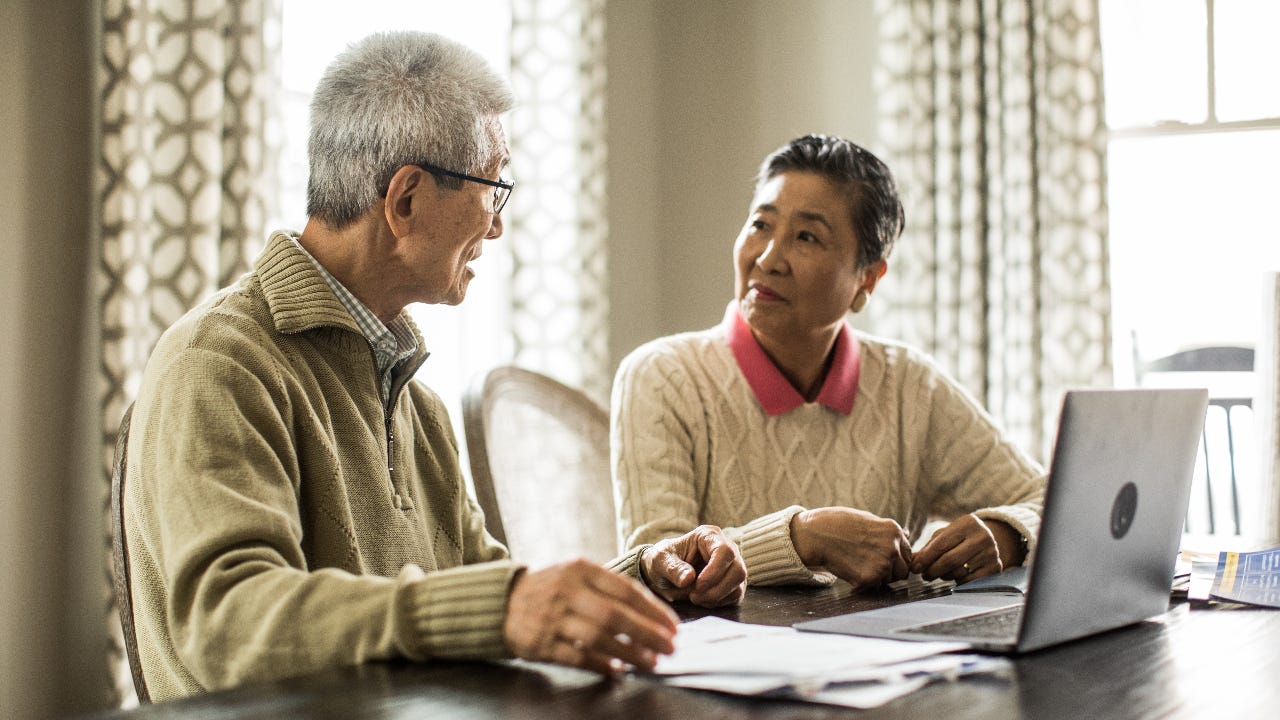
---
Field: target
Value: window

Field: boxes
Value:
[277,0,513,439]
[1101,0,1280,535]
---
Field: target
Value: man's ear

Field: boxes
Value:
[383,165,434,238]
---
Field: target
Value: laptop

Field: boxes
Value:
[794,388,1208,653]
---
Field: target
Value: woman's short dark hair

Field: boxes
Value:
[756,134,905,268]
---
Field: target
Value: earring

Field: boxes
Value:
[851,290,869,313]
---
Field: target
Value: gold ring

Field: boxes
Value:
[962,562,970,574]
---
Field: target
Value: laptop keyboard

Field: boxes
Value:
[898,605,1024,639]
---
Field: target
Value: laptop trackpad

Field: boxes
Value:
[795,592,1023,636]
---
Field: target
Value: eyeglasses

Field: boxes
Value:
[415,162,515,215]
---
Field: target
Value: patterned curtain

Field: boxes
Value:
[98,0,282,706]
[507,0,611,403]
[871,0,1111,461]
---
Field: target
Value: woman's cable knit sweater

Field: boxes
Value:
[611,307,1046,586]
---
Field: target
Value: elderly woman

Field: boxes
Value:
[612,134,1045,591]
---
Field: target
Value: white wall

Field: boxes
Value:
[605,0,881,372]
[0,2,105,718]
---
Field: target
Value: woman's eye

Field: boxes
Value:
[750,219,768,231]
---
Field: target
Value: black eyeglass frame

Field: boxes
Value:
[415,162,514,215]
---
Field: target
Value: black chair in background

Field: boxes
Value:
[1137,346,1255,535]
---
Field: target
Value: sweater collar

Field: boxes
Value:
[255,231,430,374]
[722,302,860,416]
[257,230,362,336]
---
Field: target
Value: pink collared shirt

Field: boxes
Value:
[723,302,861,416]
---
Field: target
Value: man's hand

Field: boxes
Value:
[503,559,678,675]
[912,514,1023,582]
[789,507,913,591]
[640,525,747,607]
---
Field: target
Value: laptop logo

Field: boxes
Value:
[1110,482,1138,539]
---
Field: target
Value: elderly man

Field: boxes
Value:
[125,31,745,701]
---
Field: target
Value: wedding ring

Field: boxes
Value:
[962,562,970,574]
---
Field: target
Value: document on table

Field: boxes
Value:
[647,617,1010,709]
[1210,547,1280,608]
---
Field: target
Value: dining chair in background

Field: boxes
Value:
[109,403,149,703]
[1136,345,1255,535]
[461,365,617,567]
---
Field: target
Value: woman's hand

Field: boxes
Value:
[912,514,1024,582]
[641,525,748,607]
[789,507,913,591]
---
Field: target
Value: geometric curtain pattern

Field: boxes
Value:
[97,0,282,706]
[872,0,1112,461]
[507,0,611,404]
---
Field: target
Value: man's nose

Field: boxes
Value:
[486,211,504,239]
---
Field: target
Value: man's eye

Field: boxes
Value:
[798,231,819,243]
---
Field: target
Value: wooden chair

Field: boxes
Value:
[109,403,149,703]
[1137,346,1255,535]
[462,366,617,567]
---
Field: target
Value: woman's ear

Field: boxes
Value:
[850,259,888,312]
[861,259,889,293]
[851,290,869,313]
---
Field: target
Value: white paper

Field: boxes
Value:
[653,622,1011,711]
[805,676,932,708]
[654,616,967,677]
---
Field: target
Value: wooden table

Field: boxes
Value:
[86,581,1279,719]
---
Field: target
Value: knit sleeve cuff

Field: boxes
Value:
[394,560,524,661]
[729,506,836,587]
[606,544,651,583]
[974,505,1041,564]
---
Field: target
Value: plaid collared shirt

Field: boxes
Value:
[290,235,419,409]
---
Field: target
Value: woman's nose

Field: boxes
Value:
[755,238,786,272]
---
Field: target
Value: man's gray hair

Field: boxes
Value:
[306,31,514,228]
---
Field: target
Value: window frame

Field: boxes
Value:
[1106,0,1280,139]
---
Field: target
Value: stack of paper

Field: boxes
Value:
[1175,548,1221,601]
[1209,547,1280,608]
[1177,542,1280,605]
[649,617,1010,709]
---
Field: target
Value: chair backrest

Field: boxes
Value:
[109,403,149,703]
[1136,345,1256,535]
[1142,345,1255,375]
[462,366,616,567]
